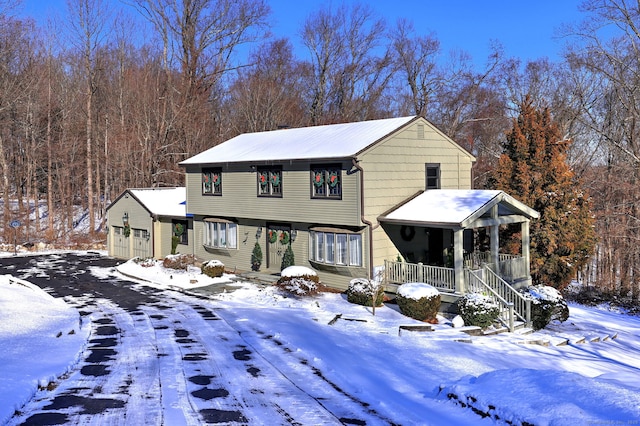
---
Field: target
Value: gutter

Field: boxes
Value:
[352,157,377,280]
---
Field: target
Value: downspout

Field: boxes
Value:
[352,157,378,280]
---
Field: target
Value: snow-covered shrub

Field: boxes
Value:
[521,285,569,330]
[347,278,385,307]
[276,266,320,296]
[396,282,441,322]
[457,293,500,329]
[132,257,156,268]
[162,254,196,270]
[201,260,224,278]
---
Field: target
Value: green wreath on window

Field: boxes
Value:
[174,223,184,236]
[268,229,277,243]
[123,224,131,238]
[270,172,281,187]
[279,230,290,245]
[259,172,269,188]
[328,171,339,187]
[313,171,324,187]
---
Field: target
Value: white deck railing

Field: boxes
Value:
[384,260,455,292]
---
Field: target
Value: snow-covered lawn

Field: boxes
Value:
[2,254,640,425]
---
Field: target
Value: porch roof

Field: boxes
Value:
[378,189,539,229]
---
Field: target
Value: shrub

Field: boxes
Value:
[457,293,500,329]
[280,244,295,271]
[347,278,385,307]
[396,282,441,322]
[132,257,156,268]
[521,285,569,330]
[201,260,224,278]
[251,242,262,271]
[276,266,320,296]
[171,235,180,255]
[163,254,196,270]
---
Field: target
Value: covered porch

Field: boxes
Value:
[378,190,540,330]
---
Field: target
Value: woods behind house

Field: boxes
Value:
[0,0,638,302]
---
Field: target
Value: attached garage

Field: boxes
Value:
[106,187,192,260]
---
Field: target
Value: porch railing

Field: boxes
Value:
[466,267,531,329]
[384,260,455,292]
[464,252,528,284]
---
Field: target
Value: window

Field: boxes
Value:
[172,220,188,245]
[202,168,222,195]
[203,220,237,249]
[311,165,342,198]
[426,163,440,189]
[309,230,362,267]
[257,167,282,197]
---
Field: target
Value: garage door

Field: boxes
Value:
[132,228,151,259]
[112,226,129,258]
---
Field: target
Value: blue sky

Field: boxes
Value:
[18,0,584,66]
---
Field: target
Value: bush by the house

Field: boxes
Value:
[347,278,385,307]
[171,235,180,255]
[396,282,441,322]
[162,253,196,270]
[276,266,320,296]
[132,257,156,268]
[521,285,569,330]
[201,260,225,278]
[280,244,295,271]
[251,242,262,271]
[457,293,500,329]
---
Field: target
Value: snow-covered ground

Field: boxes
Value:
[2,253,640,425]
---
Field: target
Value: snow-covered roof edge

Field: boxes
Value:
[107,187,187,218]
[179,116,426,166]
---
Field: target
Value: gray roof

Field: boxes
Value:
[180,116,419,165]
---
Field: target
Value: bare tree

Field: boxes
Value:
[66,0,112,234]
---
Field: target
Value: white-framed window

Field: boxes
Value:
[203,220,237,249]
[309,230,362,267]
[202,168,222,195]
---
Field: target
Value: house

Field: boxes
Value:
[106,187,192,260]
[179,114,537,294]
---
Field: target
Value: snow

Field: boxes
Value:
[0,274,88,423]
[281,265,317,277]
[180,116,417,165]
[2,252,640,425]
[381,189,539,227]
[127,187,186,217]
[397,281,440,299]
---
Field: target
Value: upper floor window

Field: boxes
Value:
[311,165,341,199]
[426,163,440,189]
[202,168,222,195]
[257,167,282,197]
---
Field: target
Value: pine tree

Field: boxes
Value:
[281,244,295,271]
[489,97,596,289]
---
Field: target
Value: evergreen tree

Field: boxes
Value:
[281,244,295,271]
[489,97,596,289]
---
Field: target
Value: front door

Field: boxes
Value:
[266,223,291,270]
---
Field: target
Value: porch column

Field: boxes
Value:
[490,205,499,269]
[521,219,532,284]
[454,228,465,293]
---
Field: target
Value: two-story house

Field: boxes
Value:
[179,115,538,297]
[108,116,539,328]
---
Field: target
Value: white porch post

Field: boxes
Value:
[454,228,464,293]
[490,205,499,269]
[521,219,532,285]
